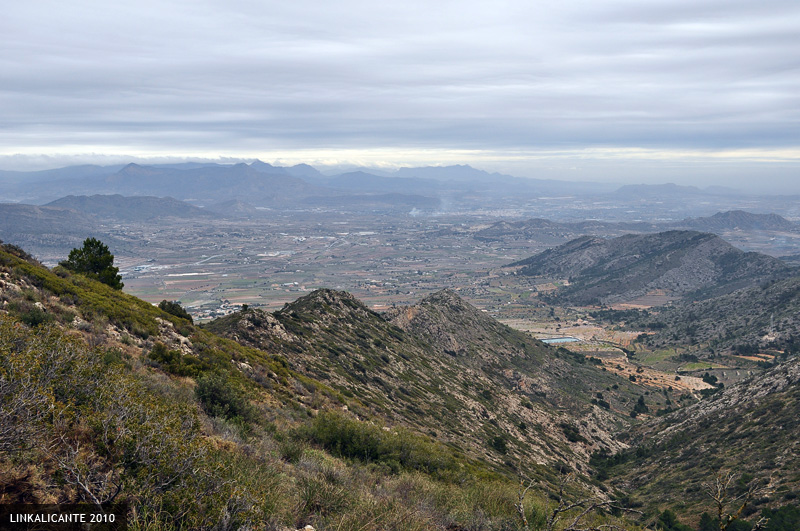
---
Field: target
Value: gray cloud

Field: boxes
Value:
[1,0,799,184]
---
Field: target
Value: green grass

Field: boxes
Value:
[680,362,727,371]
[638,348,680,363]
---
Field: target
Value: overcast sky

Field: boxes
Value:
[2,0,799,190]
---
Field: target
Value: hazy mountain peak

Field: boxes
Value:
[394,164,497,182]
[44,193,216,221]
[248,160,284,173]
[286,163,323,178]
[679,210,799,232]
[118,162,152,175]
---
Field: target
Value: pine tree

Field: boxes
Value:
[60,238,123,290]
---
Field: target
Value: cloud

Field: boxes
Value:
[1,0,799,183]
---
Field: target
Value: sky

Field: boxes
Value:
[2,0,799,190]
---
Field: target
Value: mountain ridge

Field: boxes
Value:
[509,230,791,305]
[45,194,218,221]
[207,287,644,469]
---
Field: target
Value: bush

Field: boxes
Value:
[277,438,306,464]
[658,509,694,531]
[0,315,225,526]
[297,474,351,517]
[489,436,508,455]
[148,342,211,378]
[195,372,257,423]
[158,300,193,323]
[560,422,587,444]
[632,396,649,416]
[18,305,55,327]
[301,411,459,477]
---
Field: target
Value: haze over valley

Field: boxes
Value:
[3,161,800,318]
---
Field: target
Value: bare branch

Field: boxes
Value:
[522,472,643,531]
[702,470,772,531]
[515,474,536,530]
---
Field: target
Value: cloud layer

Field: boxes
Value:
[2,0,799,184]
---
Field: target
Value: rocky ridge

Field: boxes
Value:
[509,230,791,305]
[209,288,645,470]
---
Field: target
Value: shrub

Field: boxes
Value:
[278,438,306,464]
[18,305,55,327]
[489,436,508,455]
[560,423,587,444]
[658,509,694,531]
[195,372,257,423]
[158,300,193,323]
[301,411,459,477]
[632,396,649,416]
[296,474,351,517]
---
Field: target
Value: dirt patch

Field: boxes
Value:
[610,289,679,309]
[595,351,712,392]
[733,354,775,362]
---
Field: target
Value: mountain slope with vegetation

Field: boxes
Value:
[474,218,657,244]
[0,203,102,254]
[2,239,797,530]
[0,241,646,530]
[207,288,649,474]
[626,275,800,356]
[675,210,799,233]
[509,231,791,306]
[599,357,800,526]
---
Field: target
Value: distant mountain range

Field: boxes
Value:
[102,163,326,206]
[0,164,127,184]
[1,162,326,206]
[4,161,799,222]
[509,230,792,305]
[0,161,638,207]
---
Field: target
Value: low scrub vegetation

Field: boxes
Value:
[1,242,796,530]
[1,315,645,529]
[300,411,466,478]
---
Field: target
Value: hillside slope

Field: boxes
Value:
[509,231,790,305]
[207,288,649,472]
[45,194,217,221]
[3,240,797,529]
[675,210,799,233]
[602,357,800,522]
[0,203,106,256]
[626,275,800,356]
[0,241,652,530]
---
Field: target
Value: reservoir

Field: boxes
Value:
[541,337,581,344]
